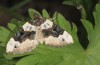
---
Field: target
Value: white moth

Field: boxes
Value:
[6,19,74,54]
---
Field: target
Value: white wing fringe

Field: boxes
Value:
[6,38,38,54]
[44,31,74,46]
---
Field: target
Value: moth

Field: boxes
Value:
[6,15,74,54]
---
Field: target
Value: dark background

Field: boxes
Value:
[0,0,81,27]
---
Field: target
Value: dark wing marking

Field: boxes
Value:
[6,22,38,54]
[41,19,74,46]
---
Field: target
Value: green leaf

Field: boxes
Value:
[81,6,87,19]
[63,0,81,6]
[0,47,16,65]
[28,8,42,19]
[0,47,5,57]
[8,23,17,33]
[17,21,25,28]
[71,23,79,43]
[72,23,77,34]
[0,54,18,65]
[84,4,100,65]
[63,1,75,6]
[10,18,18,24]
[16,42,84,65]
[94,4,100,25]
[42,9,50,18]
[16,53,63,65]
[0,26,11,43]
[81,19,93,42]
[53,12,58,24]
[57,13,71,33]
[58,54,85,65]
[0,43,6,47]
[10,19,25,29]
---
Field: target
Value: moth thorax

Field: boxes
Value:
[33,17,45,26]
[35,26,44,42]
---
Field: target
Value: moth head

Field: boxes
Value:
[32,14,45,26]
[41,19,53,29]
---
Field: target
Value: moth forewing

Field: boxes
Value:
[44,36,62,46]
[41,19,53,29]
[6,38,21,53]
[41,19,74,46]
[44,33,74,46]
[13,39,38,54]
[22,22,35,31]
[62,31,74,44]
[6,39,39,54]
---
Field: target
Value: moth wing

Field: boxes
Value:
[42,19,74,46]
[6,21,37,54]
[44,36,64,46]
[22,22,35,31]
[6,39,38,54]
[6,38,20,53]
[41,19,53,29]
[62,31,74,44]
[44,31,74,46]
[13,39,38,54]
